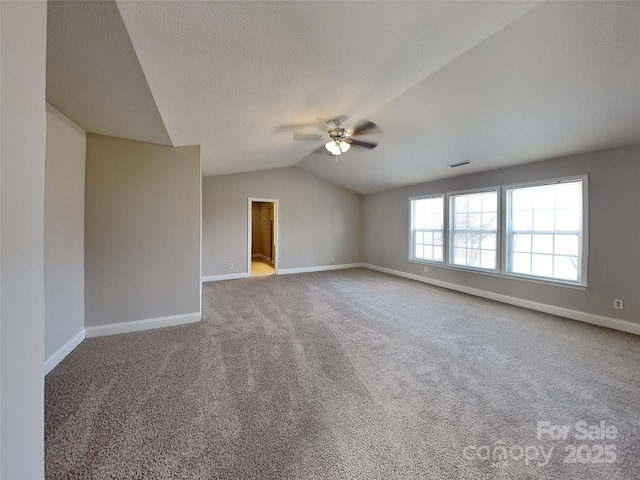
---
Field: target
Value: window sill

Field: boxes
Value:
[407,258,588,290]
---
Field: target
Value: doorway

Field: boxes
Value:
[248,198,278,276]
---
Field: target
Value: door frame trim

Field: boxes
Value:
[247,198,279,276]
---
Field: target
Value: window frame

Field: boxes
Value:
[408,194,445,264]
[446,186,501,273]
[501,175,589,287]
[407,176,589,289]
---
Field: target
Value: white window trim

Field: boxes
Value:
[409,194,445,264]
[446,186,501,272]
[406,176,589,289]
[501,175,589,287]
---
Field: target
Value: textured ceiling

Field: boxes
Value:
[115,0,539,178]
[47,0,171,146]
[47,1,640,194]
[297,1,640,193]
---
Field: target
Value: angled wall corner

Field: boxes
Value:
[44,104,86,371]
[84,134,201,331]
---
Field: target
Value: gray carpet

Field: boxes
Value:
[46,268,640,479]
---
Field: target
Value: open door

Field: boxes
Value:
[248,198,278,277]
[269,205,275,263]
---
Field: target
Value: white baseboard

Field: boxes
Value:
[279,263,364,275]
[251,253,272,262]
[362,263,640,336]
[85,311,201,338]
[44,329,86,375]
[202,264,362,280]
[202,272,249,282]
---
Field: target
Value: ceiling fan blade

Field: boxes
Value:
[351,120,379,135]
[293,132,326,142]
[349,138,378,150]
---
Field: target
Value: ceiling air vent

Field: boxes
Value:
[448,160,471,168]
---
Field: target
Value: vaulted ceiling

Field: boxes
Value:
[47,1,640,194]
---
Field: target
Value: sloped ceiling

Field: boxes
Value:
[47,1,640,194]
[298,1,640,193]
[47,0,171,145]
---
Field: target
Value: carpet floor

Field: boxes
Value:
[46,268,640,479]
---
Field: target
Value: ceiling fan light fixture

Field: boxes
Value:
[325,140,350,155]
[324,141,339,155]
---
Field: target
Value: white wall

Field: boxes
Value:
[85,134,202,331]
[203,167,362,276]
[44,104,86,369]
[0,1,47,478]
[363,144,640,324]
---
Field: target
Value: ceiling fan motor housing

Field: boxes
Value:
[328,126,349,142]
[291,115,378,154]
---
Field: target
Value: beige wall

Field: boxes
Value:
[251,203,262,255]
[363,144,640,323]
[203,167,361,275]
[44,104,86,360]
[261,203,274,261]
[85,134,201,327]
[0,1,47,477]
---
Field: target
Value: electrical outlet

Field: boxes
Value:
[331,256,335,262]
[613,299,624,310]
[229,263,234,270]
[424,266,429,273]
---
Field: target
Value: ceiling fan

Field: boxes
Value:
[292,116,380,158]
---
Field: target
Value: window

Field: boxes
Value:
[408,176,588,288]
[410,195,444,262]
[449,190,498,270]
[506,179,585,283]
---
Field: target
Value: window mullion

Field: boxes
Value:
[410,176,586,286]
